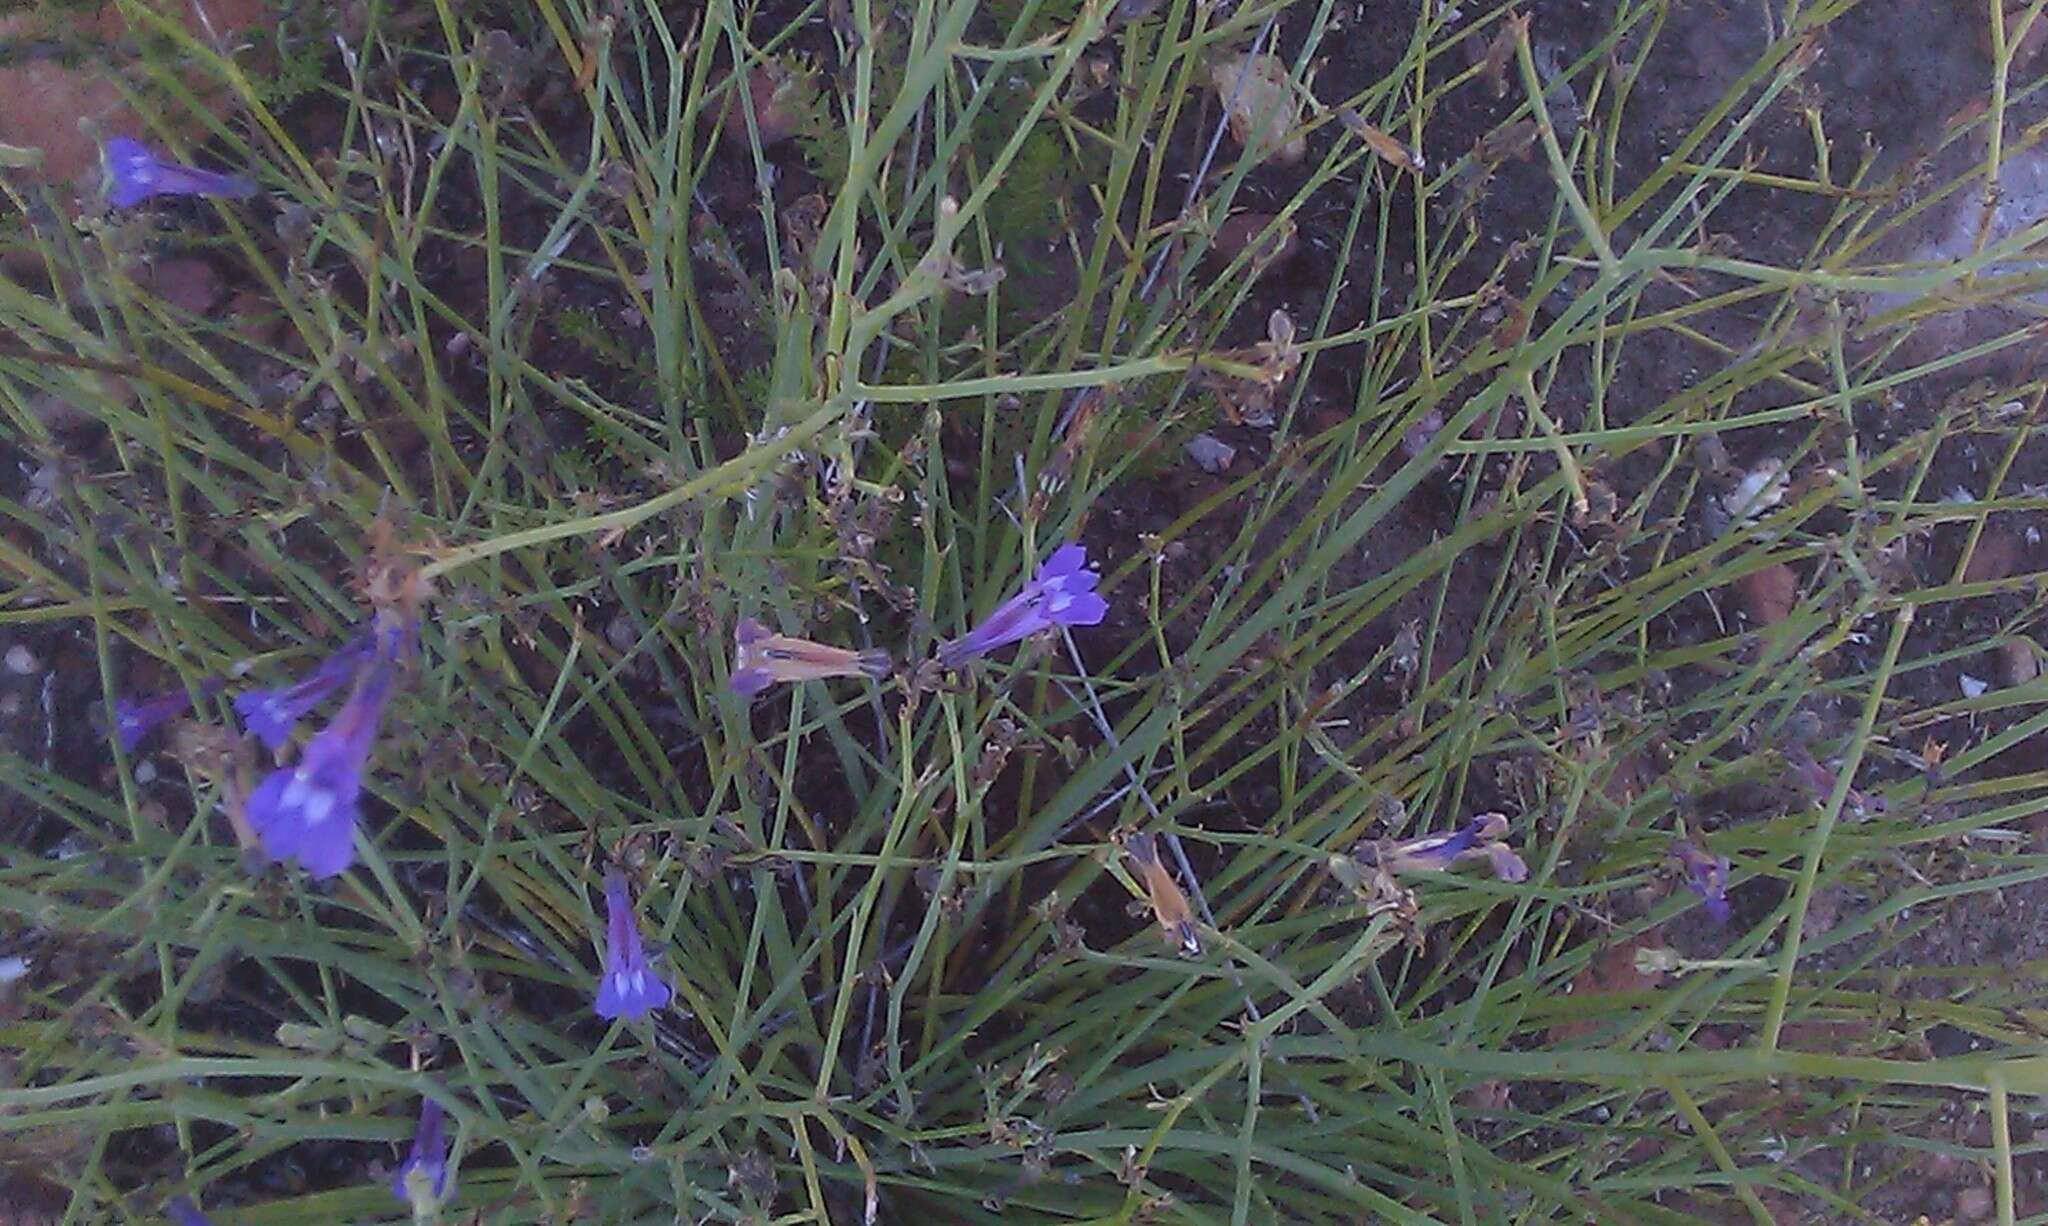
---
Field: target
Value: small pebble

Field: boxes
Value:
[1724,459,1787,523]
[1185,432,1237,474]
[133,760,158,786]
[2001,638,2041,687]
[3,644,37,675]
[1955,1184,1994,1223]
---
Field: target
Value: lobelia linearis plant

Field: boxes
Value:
[3,0,2045,1221]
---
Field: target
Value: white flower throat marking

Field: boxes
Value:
[281,768,337,825]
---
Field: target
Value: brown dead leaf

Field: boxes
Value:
[1336,108,1425,172]
[1735,563,1797,625]
[1210,54,1307,165]
[1473,16,1522,97]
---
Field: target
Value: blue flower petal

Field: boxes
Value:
[391,1098,451,1205]
[234,688,301,751]
[595,872,670,1021]
[114,690,192,752]
[1037,543,1090,581]
[233,632,374,750]
[1056,590,1108,627]
[244,768,305,864]
[101,137,254,208]
[164,1197,212,1226]
[293,798,360,880]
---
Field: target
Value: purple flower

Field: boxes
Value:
[1383,821,1485,872]
[115,677,228,751]
[1669,839,1731,923]
[243,616,412,880]
[102,137,256,208]
[938,543,1108,667]
[595,869,671,1021]
[390,1097,451,1207]
[234,632,375,750]
[1376,813,1528,882]
[164,1197,211,1226]
[729,619,891,697]
[729,664,774,697]
[115,691,191,752]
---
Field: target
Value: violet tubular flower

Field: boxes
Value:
[102,137,256,208]
[1669,839,1731,923]
[595,869,671,1021]
[243,615,412,880]
[234,632,374,750]
[115,691,190,752]
[390,1097,451,1208]
[1377,813,1528,882]
[164,1197,211,1226]
[114,676,226,753]
[729,619,891,697]
[938,542,1108,667]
